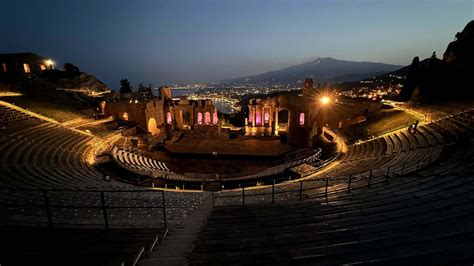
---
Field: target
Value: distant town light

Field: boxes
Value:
[46,59,54,66]
[320,96,331,105]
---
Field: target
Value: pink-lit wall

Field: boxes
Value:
[197,112,203,124]
[299,112,305,125]
[256,112,262,126]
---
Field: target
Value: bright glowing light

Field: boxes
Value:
[46,59,54,66]
[320,96,331,105]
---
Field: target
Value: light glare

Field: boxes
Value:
[320,96,331,104]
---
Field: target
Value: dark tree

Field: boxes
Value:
[411,56,420,67]
[431,51,437,59]
[119,79,132,94]
[64,63,80,73]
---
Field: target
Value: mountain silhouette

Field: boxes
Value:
[221,57,401,85]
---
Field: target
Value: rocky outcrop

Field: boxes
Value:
[57,72,110,95]
[401,20,474,102]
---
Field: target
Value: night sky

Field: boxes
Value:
[1,0,472,88]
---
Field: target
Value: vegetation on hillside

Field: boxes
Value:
[1,93,91,122]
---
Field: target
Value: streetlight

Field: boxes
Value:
[320,96,331,105]
[46,59,54,69]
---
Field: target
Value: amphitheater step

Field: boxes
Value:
[140,257,188,265]
[139,194,213,266]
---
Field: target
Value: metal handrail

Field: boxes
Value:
[212,154,434,207]
[1,188,169,230]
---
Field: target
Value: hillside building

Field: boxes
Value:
[0,52,54,82]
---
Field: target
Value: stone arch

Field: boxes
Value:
[255,111,262,126]
[204,111,211,124]
[264,110,270,123]
[99,101,106,114]
[166,112,172,124]
[276,109,290,132]
[278,109,289,124]
[213,111,218,125]
[299,112,305,126]
[183,111,191,125]
[197,112,203,125]
[147,117,158,135]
